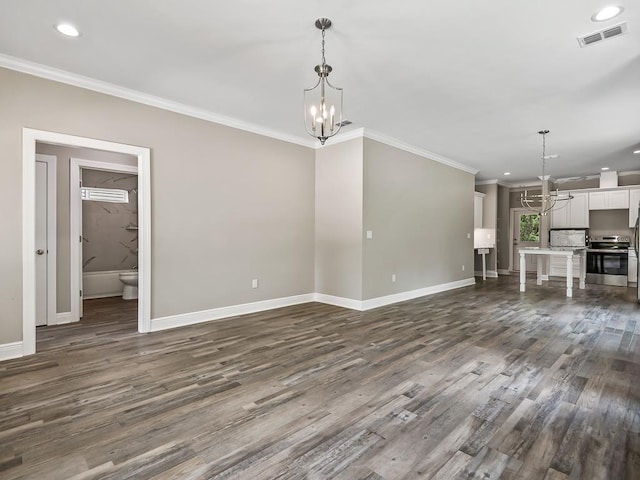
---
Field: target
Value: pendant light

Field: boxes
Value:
[304,18,343,145]
[520,130,573,216]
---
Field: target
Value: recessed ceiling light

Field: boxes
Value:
[601,167,610,171]
[591,6,623,22]
[55,23,80,37]
[503,172,511,176]
[634,149,640,155]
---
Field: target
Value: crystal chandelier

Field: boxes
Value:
[521,130,573,216]
[304,18,343,145]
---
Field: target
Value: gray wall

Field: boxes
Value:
[363,138,475,299]
[36,143,137,313]
[0,67,315,343]
[82,170,138,273]
[315,138,364,300]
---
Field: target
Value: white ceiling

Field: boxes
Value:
[1,1,639,183]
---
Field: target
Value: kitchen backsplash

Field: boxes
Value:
[82,169,138,272]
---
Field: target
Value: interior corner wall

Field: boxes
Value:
[362,138,475,300]
[314,138,364,300]
[0,66,315,345]
[474,184,498,273]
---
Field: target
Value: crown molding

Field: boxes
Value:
[362,129,478,175]
[0,53,316,149]
[475,179,511,187]
[314,127,365,148]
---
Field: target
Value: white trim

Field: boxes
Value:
[151,294,315,332]
[475,270,499,278]
[314,128,365,148]
[49,312,73,326]
[360,278,476,310]
[35,154,57,327]
[363,129,479,175]
[475,179,511,187]
[0,342,23,361]
[1,54,314,149]
[151,278,477,331]
[497,269,511,276]
[313,294,365,311]
[23,129,152,357]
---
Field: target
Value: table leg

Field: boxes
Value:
[520,252,526,292]
[536,256,543,285]
[482,252,486,280]
[579,251,586,289]
[566,254,573,297]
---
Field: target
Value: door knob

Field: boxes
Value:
[36,249,44,255]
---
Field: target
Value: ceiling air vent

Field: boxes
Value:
[578,22,627,47]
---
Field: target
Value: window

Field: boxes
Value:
[81,187,129,203]
[519,214,540,242]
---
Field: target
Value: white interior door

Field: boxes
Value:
[513,211,541,272]
[35,161,48,326]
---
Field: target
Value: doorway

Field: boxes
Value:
[71,158,138,322]
[22,128,151,356]
[511,209,541,272]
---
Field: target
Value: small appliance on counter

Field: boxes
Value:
[587,235,630,287]
[549,229,588,249]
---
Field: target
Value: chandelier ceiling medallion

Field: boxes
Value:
[520,130,573,216]
[304,18,343,145]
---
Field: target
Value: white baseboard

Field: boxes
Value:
[151,293,315,332]
[497,269,511,276]
[0,341,23,361]
[151,278,478,331]
[49,312,73,326]
[474,270,499,278]
[541,274,549,281]
[313,293,364,310]
[360,278,476,310]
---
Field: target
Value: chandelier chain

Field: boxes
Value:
[321,28,326,66]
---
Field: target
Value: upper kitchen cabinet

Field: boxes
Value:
[629,189,640,227]
[550,192,589,228]
[474,192,485,228]
[589,189,629,210]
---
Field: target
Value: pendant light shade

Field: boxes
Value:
[304,18,343,145]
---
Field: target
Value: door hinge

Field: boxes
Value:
[80,289,83,297]
[80,235,82,243]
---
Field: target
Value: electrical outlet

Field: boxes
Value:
[252,279,258,288]
[366,230,373,239]
[467,233,471,239]
[462,265,465,271]
[391,274,396,282]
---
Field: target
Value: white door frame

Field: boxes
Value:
[71,158,138,323]
[22,128,151,356]
[35,154,57,326]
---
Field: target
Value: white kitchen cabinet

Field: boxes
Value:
[629,250,637,283]
[629,189,640,227]
[474,192,485,228]
[589,189,629,210]
[550,192,589,228]
[549,255,581,278]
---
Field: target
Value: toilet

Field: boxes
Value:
[119,271,138,300]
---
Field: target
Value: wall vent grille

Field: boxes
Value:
[578,22,627,47]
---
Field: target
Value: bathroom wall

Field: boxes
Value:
[82,170,138,272]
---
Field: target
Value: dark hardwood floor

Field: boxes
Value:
[1,277,639,479]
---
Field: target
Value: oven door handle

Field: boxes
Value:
[587,249,629,253]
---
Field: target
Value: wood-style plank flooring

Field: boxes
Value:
[1,276,639,479]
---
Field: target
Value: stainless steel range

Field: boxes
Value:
[587,235,630,286]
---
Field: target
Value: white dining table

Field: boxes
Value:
[518,247,587,297]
